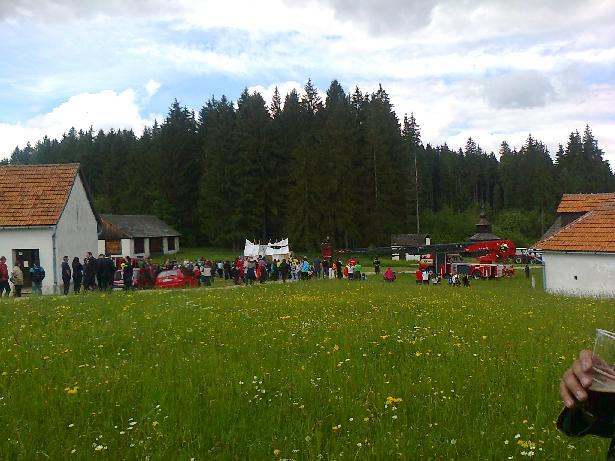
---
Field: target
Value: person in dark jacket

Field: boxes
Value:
[72,257,83,293]
[122,256,133,290]
[279,259,290,282]
[558,350,615,460]
[83,252,97,290]
[104,255,116,290]
[61,256,71,295]
[96,254,107,290]
[223,260,231,280]
[29,260,45,295]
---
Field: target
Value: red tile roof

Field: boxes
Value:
[557,193,615,213]
[534,203,615,252]
[0,163,80,226]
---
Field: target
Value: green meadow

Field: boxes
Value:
[0,272,612,460]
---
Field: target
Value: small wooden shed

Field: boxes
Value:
[98,214,181,258]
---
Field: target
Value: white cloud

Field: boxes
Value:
[128,45,248,75]
[0,89,157,159]
[0,0,175,22]
[145,79,161,98]
[247,81,307,108]
[2,0,615,171]
[484,71,555,109]
[378,78,615,165]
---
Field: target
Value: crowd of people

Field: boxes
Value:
[0,251,493,298]
[212,255,376,285]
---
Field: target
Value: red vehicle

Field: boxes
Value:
[419,240,516,277]
[450,262,514,279]
[155,268,199,289]
[112,268,156,290]
[322,238,517,280]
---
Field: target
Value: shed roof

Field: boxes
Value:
[534,203,615,252]
[0,163,84,227]
[100,214,181,239]
[391,233,428,246]
[469,232,502,242]
[557,193,615,213]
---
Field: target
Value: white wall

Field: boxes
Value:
[121,239,133,256]
[0,227,54,292]
[97,240,106,255]
[543,252,615,297]
[55,175,99,293]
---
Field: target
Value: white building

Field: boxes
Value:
[98,214,180,258]
[534,197,615,297]
[0,163,99,294]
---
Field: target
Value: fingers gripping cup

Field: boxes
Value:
[591,329,615,392]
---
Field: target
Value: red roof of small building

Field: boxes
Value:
[0,163,81,226]
[556,193,615,213]
[534,203,615,252]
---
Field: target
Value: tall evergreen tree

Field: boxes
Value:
[197,96,240,247]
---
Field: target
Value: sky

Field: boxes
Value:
[1,0,615,165]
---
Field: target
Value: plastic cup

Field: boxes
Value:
[590,329,615,393]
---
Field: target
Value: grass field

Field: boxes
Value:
[0,270,612,459]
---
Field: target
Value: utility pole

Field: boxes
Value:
[414,147,420,233]
[373,146,378,201]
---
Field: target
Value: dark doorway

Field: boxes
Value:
[12,249,39,288]
[149,237,163,254]
[134,238,145,254]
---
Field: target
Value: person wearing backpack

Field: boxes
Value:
[30,260,45,295]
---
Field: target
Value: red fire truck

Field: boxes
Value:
[321,238,516,279]
[419,240,516,279]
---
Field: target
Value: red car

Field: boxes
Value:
[112,268,155,290]
[155,269,199,289]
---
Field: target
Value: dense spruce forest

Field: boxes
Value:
[5,80,615,250]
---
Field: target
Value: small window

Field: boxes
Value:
[168,237,176,251]
[105,240,121,255]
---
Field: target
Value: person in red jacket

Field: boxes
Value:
[0,256,10,297]
[192,264,201,287]
[383,267,396,282]
[415,269,422,285]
